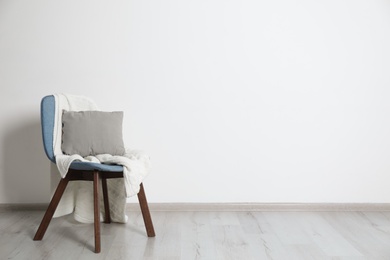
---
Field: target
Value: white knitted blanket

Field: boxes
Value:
[52,94,150,223]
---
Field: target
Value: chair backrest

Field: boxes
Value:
[41,95,56,163]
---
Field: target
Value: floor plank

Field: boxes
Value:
[2,210,390,259]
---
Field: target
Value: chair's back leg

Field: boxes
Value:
[33,176,70,240]
[93,171,101,253]
[137,183,155,237]
[101,178,111,223]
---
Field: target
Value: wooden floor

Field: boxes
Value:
[1,209,390,259]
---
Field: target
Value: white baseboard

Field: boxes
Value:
[2,203,390,212]
[0,203,47,212]
[125,202,390,212]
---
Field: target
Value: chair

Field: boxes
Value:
[33,95,155,253]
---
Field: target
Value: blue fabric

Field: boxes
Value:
[70,161,123,172]
[40,95,124,172]
[41,95,56,163]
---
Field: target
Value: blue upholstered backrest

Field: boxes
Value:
[41,95,56,163]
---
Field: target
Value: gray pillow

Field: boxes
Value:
[61,110,125,157]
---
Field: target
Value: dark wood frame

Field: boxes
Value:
[33,169,155,253]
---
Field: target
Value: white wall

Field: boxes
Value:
[1,0,390,204]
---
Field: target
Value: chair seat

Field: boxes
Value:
[70,161,123,172]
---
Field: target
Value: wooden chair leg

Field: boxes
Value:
[137,183,155,237]
[34,176,70,241]
[93,171,101,253]
[102,178,111,223]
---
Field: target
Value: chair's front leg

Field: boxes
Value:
[93,171,101,253]
[34,176,70,241]
[137,183,155,237]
